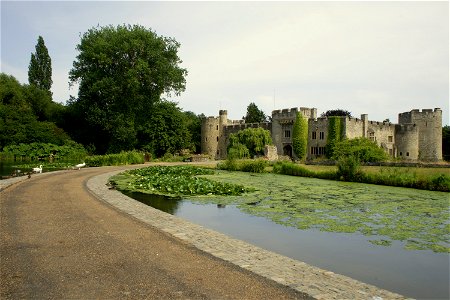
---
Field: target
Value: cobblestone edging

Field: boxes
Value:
[87,170,408,300]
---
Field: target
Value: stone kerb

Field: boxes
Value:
[87,170,407,300]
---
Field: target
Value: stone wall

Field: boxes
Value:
[307,118,328,159]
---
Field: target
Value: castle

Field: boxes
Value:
[201,107,443,162]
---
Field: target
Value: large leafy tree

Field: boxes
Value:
[244,102,267,123]
[28,36,52,94]
[68,24,187,154]
[228,127,272,158]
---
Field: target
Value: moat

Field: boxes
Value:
[124,191,449,299]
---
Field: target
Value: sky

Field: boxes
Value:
[1,1,449,125]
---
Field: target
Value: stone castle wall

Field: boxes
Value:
[201,107,443,162]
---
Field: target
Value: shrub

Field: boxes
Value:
[332,137,388,163]
[336,156,362,181]
[85,150,144,167]
[240,159,268,173]
[217,158,268,173]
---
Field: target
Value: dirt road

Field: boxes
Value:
[1,166,306,299]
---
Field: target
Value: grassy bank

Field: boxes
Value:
[85,151,145,167]
[272,161,450,192]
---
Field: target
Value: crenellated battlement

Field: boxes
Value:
[272,107,316,119]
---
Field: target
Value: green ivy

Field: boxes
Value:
[292,112,308,160]
[325,116,343,158]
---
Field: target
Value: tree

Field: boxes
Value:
[321,109,352,118]
[28,36,52,94]
[184,111,204,154]
[332,137,388,163]
[244,102,267,123]
[292,112,308,160]
[443,125,450,161]
[68,24,187,154]
[228,127,272,158]
[136,101,191,157]
[0,73,71,149]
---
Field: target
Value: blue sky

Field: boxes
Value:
[1,1,449,125]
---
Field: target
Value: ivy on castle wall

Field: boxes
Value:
[325,116,344,158]
[292,112,308,160]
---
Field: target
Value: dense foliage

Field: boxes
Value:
[28,36,52,94]
[68,24,188,154]
[443,125,450,161]
[227,127,272,158]
[1,142,86,161]
[85,151,144,167]
[244,102,267,123]
[292,112,308,160]
[111,166,252,196]
[332,137,388,163]
[325,116,343,158]
[320,109,352,118]
[0,73,73,152]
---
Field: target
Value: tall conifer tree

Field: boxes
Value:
[28,36,52,94]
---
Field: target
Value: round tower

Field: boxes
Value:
[201,116,220,158]
[395,124,419,160]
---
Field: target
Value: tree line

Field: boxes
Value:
[1,25,203,158]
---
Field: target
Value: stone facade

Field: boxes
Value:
[201,107,443,162]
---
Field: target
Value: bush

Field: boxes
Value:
[217,158,268,173]
[240,159,268,173]
[332,138,388,163]
[336,156,362,181]
[85,150,144,167]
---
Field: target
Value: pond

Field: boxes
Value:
[119,171,449,299]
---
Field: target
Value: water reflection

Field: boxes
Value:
[122,191,182,215]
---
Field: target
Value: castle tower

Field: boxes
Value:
[395,124,419,160]
[201,115,220,158]
[217,110,228,159]
[397,108,442,161]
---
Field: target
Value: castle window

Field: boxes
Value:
[400,152,402,156]
[319,132,324,140]
[216,136,219,142]
[388,136,393,143]
[205,137,207,142]
[369,132,375,141]
[389,149,393,156]
[312,132,317,139]
[406,152,409,157]
[216,125,219,130]
[285,130,291,138]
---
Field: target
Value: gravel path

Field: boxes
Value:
[0,166,307,299]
